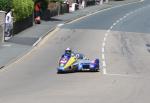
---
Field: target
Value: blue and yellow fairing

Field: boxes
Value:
[58,55,77,72]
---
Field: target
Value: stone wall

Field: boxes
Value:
[0,11,6,42]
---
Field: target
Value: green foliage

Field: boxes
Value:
[0,0,12,12]
[13,0,34,21]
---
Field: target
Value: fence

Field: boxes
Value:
[41,3,69,21]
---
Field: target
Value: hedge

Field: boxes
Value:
[13,0,34,21]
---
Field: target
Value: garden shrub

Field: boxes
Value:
[13,0,34,21]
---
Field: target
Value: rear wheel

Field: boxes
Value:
[57,70,63,74]
[91,68,99,72]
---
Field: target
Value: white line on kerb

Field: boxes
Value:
[33,38,42,47]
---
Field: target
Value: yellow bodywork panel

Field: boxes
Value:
[64,56,76,69]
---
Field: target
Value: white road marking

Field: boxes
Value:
[107,30,110,33]
[33,38,42,47]
[116,20,120,23]
[103,37,106,42]
[103,67,107,74]
[105,33,108,37]
[102,54,105,60]
[102,42,105,47]
[113,22,117,26]
[102,61,106,67]
[102,48,105,53]
[125,13,130,17]
[57,23,64,27]
[105,73,131,77]
[110,26,114,30]
[124,15,127,18]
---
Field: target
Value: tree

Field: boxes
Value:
[0,0,12,12]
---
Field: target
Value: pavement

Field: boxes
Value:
[0,0,140,69]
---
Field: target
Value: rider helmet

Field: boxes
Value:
[65,48,72,55]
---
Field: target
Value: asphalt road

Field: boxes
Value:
[0,0,150,103]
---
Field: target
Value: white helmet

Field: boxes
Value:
[65,48,72,55]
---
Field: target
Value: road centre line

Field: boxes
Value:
[102,48,105,53]
[119,17,123,21]
[104,37,106,42]
[123,15,127,19]
[103,67,107,74]
[107,30,110,33]
[102,42,106,47]
[125,13,130,17]
[101,2,148,75]
[116,20,120,23]
[113,22,117,26]
[110,26,114,30]
[102,54,105,60]
[102,61,106,67]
